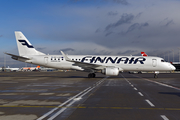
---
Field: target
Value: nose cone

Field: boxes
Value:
[170,64,176,71]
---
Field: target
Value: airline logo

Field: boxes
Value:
[18,40,34,48]
[50,56,146,64]
[81,56,146,64]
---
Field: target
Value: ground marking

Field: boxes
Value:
[145,99,155,107]
[132,75,180,91]
[48,85,97,120]
[134,88,137,90]
[161,115,169,120]
[1,105,180,110]
[37,86,92,120]
[37,77,108,120]
[138,92,144,96]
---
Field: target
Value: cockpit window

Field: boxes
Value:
[161,59,165,62]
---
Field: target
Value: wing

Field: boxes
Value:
[72,60,105,70]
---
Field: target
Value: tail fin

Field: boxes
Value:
[15,31,45,56]
[141,52,148,57]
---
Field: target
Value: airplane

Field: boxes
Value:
[6,66,20,72]
[21,66,56,71]
[21,66,40,71]
[0,67,3,71]
[5,31,176,78]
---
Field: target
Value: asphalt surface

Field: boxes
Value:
[0,71,180,120]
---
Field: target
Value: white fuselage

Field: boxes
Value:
[19,55,175,72]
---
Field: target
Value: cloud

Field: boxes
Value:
[111,0,129,5]
[2,0,180,68]
[105,31,114,36]
[135,12,143,19]
[108,11,118,16]
[160,18,174,27]
[60,48,75,52]
[36,47,46,51]
[95,28,101,33]
[70,0,129,5]
[117,50,138,55]
[53,48,75,54]
[165,20,174,27]
[122,22,149,34]
[105,13,134,31]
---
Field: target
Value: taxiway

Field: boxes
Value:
[0,71,180,120]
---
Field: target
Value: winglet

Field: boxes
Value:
[60,51,71,61]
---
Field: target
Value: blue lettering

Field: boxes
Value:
[81,57,86,62]
[129,57,135,64]
[134,57,146,64]
[105,57,118,63]
[81,56,146,64]
[117,57,129,64]
[94,57,107,63]
[90,57,96,63]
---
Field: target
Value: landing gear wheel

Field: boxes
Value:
[88,74,92,78]
[154,74,158,78]
[88,73,96,78]
[154,71,159,78]
[92,73,96,78]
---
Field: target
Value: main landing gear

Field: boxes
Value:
[154,74,158,78]
[88,73,96,78]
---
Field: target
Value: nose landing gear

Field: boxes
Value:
[154,71,159,78]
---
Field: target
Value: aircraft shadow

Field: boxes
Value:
[159,92,180,97]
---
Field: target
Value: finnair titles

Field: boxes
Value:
[51,56,146,64]
[5,31,176,78]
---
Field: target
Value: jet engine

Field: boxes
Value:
[102,67,119,76]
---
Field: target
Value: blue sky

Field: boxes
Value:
[1,0,180,67]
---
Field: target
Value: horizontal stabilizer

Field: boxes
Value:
[4,52,30,60]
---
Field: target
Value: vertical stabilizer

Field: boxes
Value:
[15,31,45,56]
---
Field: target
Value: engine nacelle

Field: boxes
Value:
[102,67,119,76]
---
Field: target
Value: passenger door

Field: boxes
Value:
[152,59,157,67]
